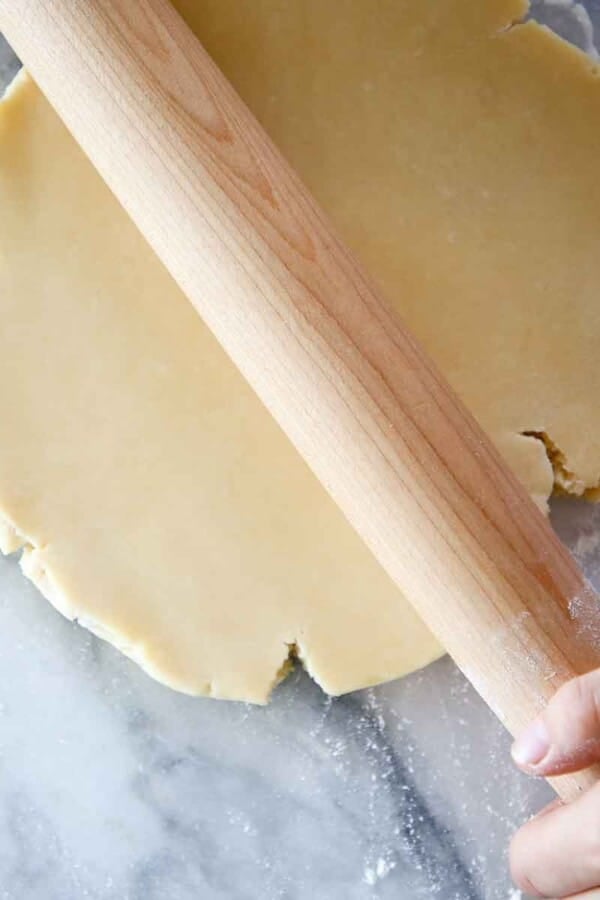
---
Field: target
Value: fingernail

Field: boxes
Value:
[511,718,550,769]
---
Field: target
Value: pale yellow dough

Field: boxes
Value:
[1,0,600,701]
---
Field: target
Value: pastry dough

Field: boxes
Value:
[1,0,600,701]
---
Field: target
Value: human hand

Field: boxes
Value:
[510,671,600,897]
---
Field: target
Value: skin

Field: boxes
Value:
[510,670,600,897]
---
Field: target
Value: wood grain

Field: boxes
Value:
[1,0,599,801]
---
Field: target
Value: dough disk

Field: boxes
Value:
[1,0,599,701]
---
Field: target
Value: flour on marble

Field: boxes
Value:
[571,523,600,579]
[363,856,396,886]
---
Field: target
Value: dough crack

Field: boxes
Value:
[521,430,592,498]
[274,642,299,687]
[495,7,530,36]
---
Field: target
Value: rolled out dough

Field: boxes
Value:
[1,0,600,702]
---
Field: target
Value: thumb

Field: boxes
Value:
[512,670,600,776]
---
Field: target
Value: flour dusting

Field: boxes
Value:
[363,856,396,885]
[568,582,600,643]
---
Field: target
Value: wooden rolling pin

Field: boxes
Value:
[1,0,600,802]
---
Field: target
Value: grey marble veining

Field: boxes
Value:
[0,4,599,898]
[0,539,555,900]
[0,35,18,86]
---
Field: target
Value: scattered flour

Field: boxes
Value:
[572,528,600,563]
[363,856,396,885]
[568,582,600,644]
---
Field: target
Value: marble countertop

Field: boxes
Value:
[0,4,599,898]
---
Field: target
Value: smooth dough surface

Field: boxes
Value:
[1,0,600,701]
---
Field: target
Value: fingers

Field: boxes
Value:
[510,673,600,896]
[510,780,600,897]
[512,671,600,776]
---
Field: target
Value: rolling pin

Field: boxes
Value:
[1,0,600,803]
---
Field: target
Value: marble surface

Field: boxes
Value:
[0,5,599,898]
